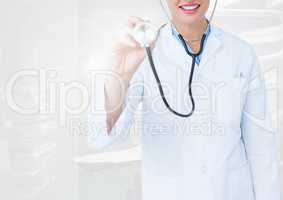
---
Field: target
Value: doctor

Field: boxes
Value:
[88,0,281,200]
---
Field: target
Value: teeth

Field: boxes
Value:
[181,5,199,10]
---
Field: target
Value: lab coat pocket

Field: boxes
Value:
[213,76,248,128]
[228,161,255,200]
[228,77,248,112]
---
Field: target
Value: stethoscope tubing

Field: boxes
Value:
[144,0,217,117]
[145,32,207,118]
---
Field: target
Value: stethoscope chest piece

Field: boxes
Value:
[132,21,158,47]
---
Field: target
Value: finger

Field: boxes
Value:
[149,41,156,50]
[114,34,140,50]
[119,17,143,39]
[122,34,141,48]
[127,16,144,28]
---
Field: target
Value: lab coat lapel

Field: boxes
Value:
[159,24,223,75]
[159,23,192,72]
[198,25,223,77]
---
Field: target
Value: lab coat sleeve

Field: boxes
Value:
[87,63,144,152]
[240,48,281,200]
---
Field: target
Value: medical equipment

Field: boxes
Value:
[132,0,218,117]
[132,21,158,48]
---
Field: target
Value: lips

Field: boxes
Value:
[179,2,200,14]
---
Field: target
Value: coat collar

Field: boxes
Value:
[157,22,223,75]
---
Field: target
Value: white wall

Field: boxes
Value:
[0,0,78,200]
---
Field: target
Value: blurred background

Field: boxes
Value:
[0,0,282,199]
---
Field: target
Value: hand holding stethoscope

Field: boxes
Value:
[110,0,217,118]
[105,16,157,132]
[110,17,157,82]
[110,16,207,118]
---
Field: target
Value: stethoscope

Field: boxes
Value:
[132,0,218,118]
[146,29,208,117]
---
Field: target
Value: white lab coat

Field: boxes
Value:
[88,23,281,200]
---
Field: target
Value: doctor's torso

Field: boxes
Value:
[129,23,258,200]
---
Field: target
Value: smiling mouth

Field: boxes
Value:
[179,4,200,13]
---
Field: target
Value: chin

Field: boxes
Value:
[173,13,204,26]
[181,15,203,25]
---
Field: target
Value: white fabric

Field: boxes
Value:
[88,23,281,200]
